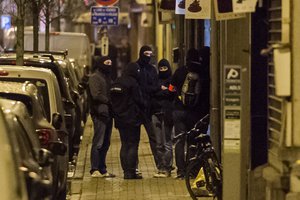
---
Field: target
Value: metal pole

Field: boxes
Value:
[210,1,221,161]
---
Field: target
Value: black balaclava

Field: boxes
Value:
[158,59,172,79]
[123,62,140,80]
[138,45,152,65]
[96,56,112,74]
[186,48,201,73]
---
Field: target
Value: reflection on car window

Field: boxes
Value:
[9,117,35,161]
[0,78,51,121]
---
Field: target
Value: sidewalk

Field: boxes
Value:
[67,117,212,200]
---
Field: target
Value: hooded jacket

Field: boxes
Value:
[110,62,143,128]
[151,59,174,115]
[136,45,160,115]
[88,56,112,119]
[170,48,209,115]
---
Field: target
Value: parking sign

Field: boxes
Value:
[91,6,119,26]
[1,15,11,30]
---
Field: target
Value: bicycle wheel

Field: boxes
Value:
[185,159,212,199]
[205,157,222,200]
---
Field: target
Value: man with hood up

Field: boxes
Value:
[136,45,161,171]
[110,62,144,179]
[169,48,210,179]
[88,56,115,178]
[151,58,175,178]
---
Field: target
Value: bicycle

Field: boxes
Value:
[174,114,222,200]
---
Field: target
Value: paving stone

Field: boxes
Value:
[68,117,213,200]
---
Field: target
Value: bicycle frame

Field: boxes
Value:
[183,114,223,199]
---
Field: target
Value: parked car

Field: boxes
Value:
[0,98,53,200]
[0,80,68,200]
[0,53,78,160]
[5,31,92,74]
[69,58,89,123]
[0,108,29,200]
[22,31,92,74]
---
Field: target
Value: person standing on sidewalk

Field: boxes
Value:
[110,62,144,179]
[136,45,161,172]
[88,56,115,178]
[151,58,175,178]
[169,48,210,179]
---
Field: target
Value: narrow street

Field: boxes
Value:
[67,117,212,200]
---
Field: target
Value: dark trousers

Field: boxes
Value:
[90,115,113,174]
[143,117,159,168]
[172,110,187,175]
[173,109,208,175]
[152,113,173,171]
[118,125,141,176]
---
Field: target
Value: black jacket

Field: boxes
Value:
[110,63,143,128]
[170,66,189,110]
[151,59,174,115]
[88,69,111,118]
[136,59,160,110]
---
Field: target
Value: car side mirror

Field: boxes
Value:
[52,112,63,129]
[49,141,67,156]
[37,148,54,167]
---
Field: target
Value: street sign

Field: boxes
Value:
[101,35,109,56]
[1,15,11,30]
[95,0,119,6]
[91,6,119,26]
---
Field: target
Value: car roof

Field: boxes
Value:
[0,56,74,102]
[0,65,65,122]
[0,81,49,122]
[0,65,56,78]
[0,98,40,149]
[25,31,87,37]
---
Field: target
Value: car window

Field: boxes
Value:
[12,117,36,160]
[0,78,51,121]
[0,93,33,116]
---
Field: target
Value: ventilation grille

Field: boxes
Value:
[267,0,283,157]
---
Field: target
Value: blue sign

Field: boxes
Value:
[91,6,119,26]
[1,15,11,30]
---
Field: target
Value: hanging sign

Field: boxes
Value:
[141,12,153,27]
[95,0,119,6]
[175,0,185,15]
[101,35,109,56]
[232,0,257,13]
[214,0,246,21]
[136,0,152,4]
[1,15,11,30]
[91,6,119,26]
[185,0,211,19]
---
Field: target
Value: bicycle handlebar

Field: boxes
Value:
[173,114,210,143]
[193,114,209,130]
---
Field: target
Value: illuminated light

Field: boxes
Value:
[36,129,53,146]
[0,69,9,76]
[50,32,60,36]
